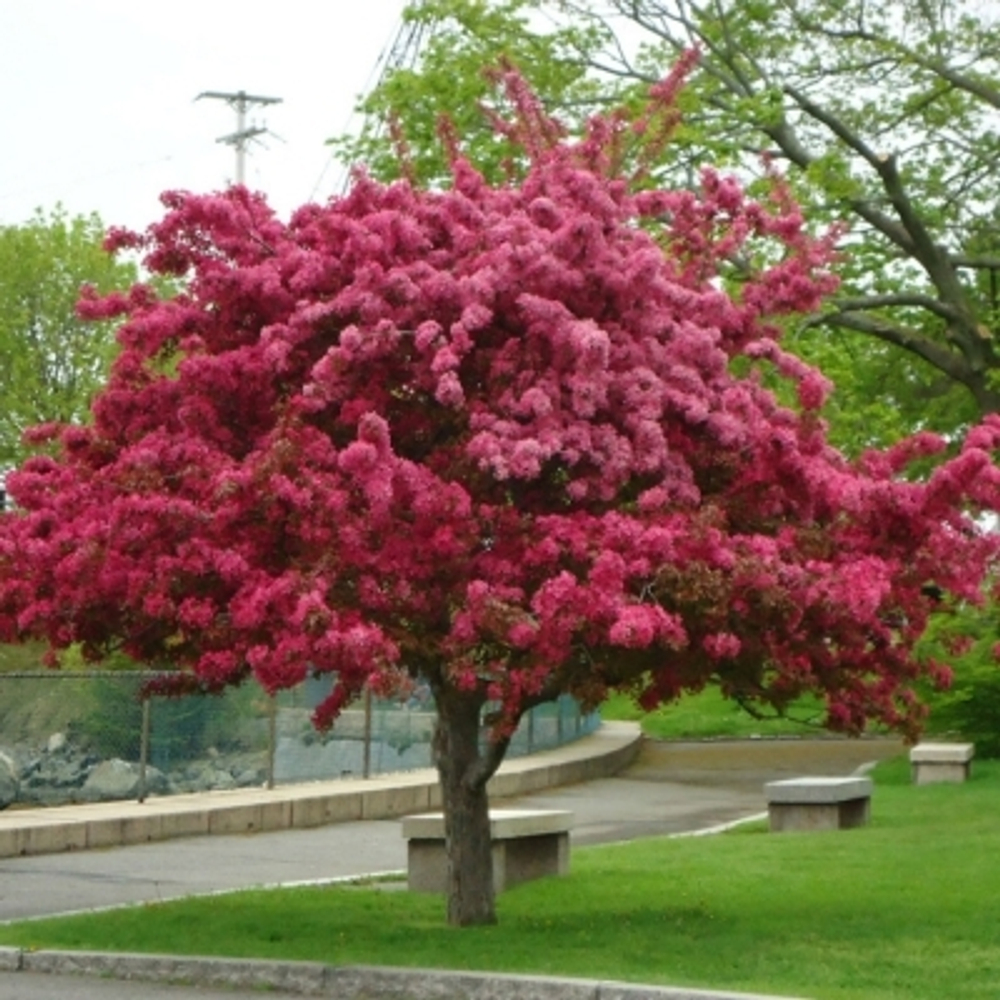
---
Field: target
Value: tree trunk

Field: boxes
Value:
[432,686,497,926]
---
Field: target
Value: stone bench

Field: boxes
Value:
[764,776,872,832]
[401,808,572,893]
[910,742,974,784]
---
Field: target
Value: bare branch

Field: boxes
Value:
[783,83,888,171]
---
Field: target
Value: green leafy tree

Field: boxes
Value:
[331,0,610,187]
[917,598,1000,757]
[339,0,1000,449]
[0,208,137,468]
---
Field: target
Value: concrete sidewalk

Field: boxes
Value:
[0,728,905,1000]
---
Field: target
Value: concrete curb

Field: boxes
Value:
[0,949,809,999]
[0,721,642,859]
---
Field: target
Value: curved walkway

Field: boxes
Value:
[0,721,642,861]
[0,725,906,1000]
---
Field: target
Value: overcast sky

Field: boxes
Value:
[0,0,409,232]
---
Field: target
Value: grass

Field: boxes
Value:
[0,642,46,673]
[2,759,999,1000]
[601,686,831,739]
[0,642,83,742]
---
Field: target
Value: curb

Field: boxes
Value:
[0,949,810,999]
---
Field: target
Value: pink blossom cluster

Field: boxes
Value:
[2,72,1000,742]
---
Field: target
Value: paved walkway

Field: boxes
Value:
[0,730,905,999]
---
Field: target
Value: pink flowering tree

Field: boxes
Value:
[3,68,1000,926]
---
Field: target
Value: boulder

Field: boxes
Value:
[172,760,237,793]
[81,759,166,801]
[22,751,89,791]
[0,751,19,809]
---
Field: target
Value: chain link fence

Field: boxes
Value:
[0,672,600,809]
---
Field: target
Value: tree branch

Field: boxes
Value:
[808,308,980,391]
[803,22,1000,110]
[468,732,511,789]
[830,293,963,323]
[952,255,1000,271]
[783,84,984,341]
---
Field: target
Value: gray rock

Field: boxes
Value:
[23,754,88,790]
[0,751,18,809]
[171,761,238,793]
[20,786,81,807]
[81,759,143,801]
[141,766,169,797]
[46,732,68,754]
[206,770,237,791]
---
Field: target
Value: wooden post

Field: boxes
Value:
[267,694,277,789]
[362,687,373,779]
[138,697,151,803]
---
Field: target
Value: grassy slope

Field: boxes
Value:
[0,642,85,743]
[601,687,831,740]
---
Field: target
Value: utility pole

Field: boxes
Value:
[196,90,283,185]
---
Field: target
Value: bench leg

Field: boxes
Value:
[499,832,569,890]
[911,762,971,784]
[769,797,869,832]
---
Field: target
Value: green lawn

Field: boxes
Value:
[601,687,831,739]
[2,759,998,1000]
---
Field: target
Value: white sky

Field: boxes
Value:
[0,0,410,232]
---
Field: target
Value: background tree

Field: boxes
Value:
[332,0,605,187]
[3,75,1000,927]
[0,208,137,469]
[342,0,1000,449]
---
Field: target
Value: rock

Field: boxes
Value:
[81,759,143,801]
[23,753,89,790]
[233,767,265,787]
[46,732,68,754]
[0,751,19,809]
[172,760,237,793]
[210,770,237,790]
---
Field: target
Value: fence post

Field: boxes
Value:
[267,694,277,789]
[362,687,373,780]
[138,696,150,803]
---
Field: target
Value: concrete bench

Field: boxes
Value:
[764,776,872,832]
[910,742,974,784]
[401,808,572,893]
